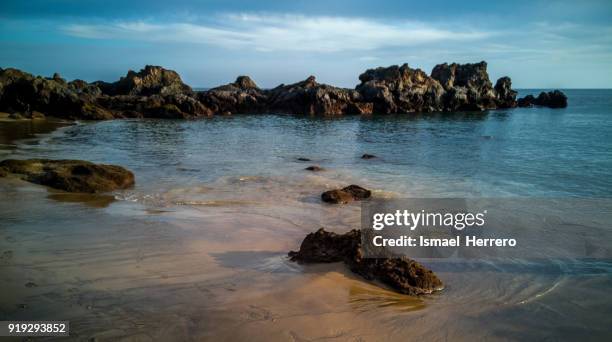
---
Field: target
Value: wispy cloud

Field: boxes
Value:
[61,13,490,52]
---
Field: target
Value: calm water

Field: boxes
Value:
[1,89,611,341]
[4,89,611,198]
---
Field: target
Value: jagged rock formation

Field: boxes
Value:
[0,68,112,120]
[0,62,567,119]
[94,65,193,96]
[358,63,445,113]
[266,76,372,115]
[199,76,267,115]
[518,90,568,108]
[289,228,444,295]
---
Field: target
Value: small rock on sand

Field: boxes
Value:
[289,228,443,295]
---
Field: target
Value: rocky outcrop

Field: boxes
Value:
[432,61,503,110]
[96,93,212,119]
[494,77,518,108]
[198,76,267,115]
[267,76,372,115]
[321,184,371,204]
[0,68,109,119]
[289,228,443,295]
[0,159,134,193]
[518,90,568,108]
[95,65,192,96]
[0,62,567,119]
[356,61,521,113]
[358,64,445,113]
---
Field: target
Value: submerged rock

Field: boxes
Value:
[321,184,371,204]
[305,165,324,171]
[361,154,377,159]
[518,90,568,108]
[0,159,134,193]
[289,228,443,295]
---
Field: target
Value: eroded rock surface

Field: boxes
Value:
[199,76,267,115]
[321,184,371,204]
[267,76,372,115]
[289,228,443,295]
[0,159,134,193]
[0,62,567,119]
[95,65,193,97]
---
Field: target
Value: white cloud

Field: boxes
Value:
[62,13,489,53]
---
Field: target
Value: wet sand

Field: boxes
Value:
[0,116,71,148]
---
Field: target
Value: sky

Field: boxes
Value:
[1,0,611,88]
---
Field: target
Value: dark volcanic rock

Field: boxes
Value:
[0,159,134,193]
[518,90,568,108]
[289,228,443,295]
[321,184,371,204]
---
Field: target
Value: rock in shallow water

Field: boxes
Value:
[289,228,443,295]
[0,159,134,193]
[321,184,372,204]
[304,165,324,171]
[518,90,568,108]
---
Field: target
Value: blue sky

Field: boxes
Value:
[1,0,611,88]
